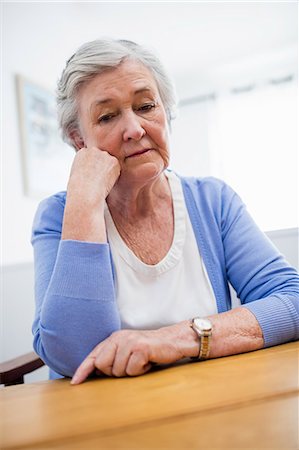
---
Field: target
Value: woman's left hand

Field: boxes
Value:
[71,321,199,384]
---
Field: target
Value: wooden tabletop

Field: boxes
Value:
[1,341,298,449]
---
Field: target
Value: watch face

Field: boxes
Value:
[193,318,212,331]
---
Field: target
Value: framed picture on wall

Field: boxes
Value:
[16,75,74,198]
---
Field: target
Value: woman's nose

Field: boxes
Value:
[122,112,145,141]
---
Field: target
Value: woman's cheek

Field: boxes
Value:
[160,131,171,166]
[163,151,170,168]
[83,133,99,149]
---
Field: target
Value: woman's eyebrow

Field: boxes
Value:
[91,99,113,108]
[90,88,154,109]
[134,87,152,95]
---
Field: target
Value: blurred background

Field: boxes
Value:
[1,1,298,381]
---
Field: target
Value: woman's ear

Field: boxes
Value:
[69,130,85,151]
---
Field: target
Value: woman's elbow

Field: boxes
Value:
[33,330,79,378]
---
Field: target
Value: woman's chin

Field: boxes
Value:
[120,161,166,186]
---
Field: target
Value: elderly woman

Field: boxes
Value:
[31,39,299,384]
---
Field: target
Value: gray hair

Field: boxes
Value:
[57,38,177,148]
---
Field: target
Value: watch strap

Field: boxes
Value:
[190,317,212,360]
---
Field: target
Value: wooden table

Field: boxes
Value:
[1,342,298,449]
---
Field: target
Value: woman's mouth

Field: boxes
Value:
[126,149,152,158]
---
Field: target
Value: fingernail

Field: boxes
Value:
[70,375,79,385]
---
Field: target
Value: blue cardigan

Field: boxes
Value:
[31,176,299,378]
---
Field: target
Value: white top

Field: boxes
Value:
[104,171,217,330]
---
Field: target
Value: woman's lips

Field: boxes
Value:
[126,149,152,158]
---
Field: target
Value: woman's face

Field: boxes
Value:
[74,59,170,187]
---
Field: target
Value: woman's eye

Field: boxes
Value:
[98,114,115,123]
[138,103,156,112]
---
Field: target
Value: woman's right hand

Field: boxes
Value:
[68,147,121,205]
[62,147,121,243]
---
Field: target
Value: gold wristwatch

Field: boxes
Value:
[190,317,213,360]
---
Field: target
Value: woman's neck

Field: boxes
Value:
[106,172,171,221]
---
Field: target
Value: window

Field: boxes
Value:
[170,78,298,231]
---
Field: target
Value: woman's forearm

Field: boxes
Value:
[207,307,264,358]
[169,307,264,361]
[61,192,107,243]
[175,308,264,360]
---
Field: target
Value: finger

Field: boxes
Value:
[111,346,132,377]
[126,351,152,377]
[71,356,96,385]
[94,341,118,377]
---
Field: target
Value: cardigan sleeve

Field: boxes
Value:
[31,193,120,377]
[220,182,299,346]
